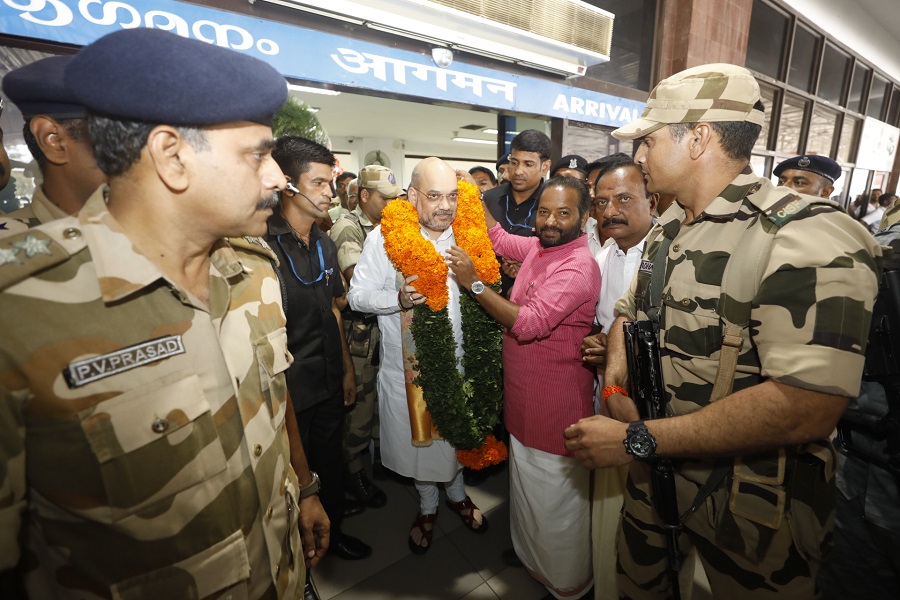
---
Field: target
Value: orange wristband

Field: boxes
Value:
[602,385,628,401]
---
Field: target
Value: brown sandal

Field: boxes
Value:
[445,496,489,533]
[408,512,437,554]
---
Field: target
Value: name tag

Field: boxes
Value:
[639,259,654,274]
[63,335,186,388]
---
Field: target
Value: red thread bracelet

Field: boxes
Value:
[602,385,628,401]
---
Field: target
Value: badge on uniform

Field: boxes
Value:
[63,335,185,388]
[639,259,654,274]
[568,158,578,169]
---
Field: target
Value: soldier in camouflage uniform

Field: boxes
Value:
[330,165,401,507]
[563,64,882,599]
[0,28,328,599]
[0,55,106,236]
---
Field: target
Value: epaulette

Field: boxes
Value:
[0,216,33,239]
[0,218,86,291]
[230,236,278,261]
[745,185,838,228]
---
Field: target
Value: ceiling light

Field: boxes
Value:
[452,137,496,145]
[288,83,342,96]
[482,129,519,136]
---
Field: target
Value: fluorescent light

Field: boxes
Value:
[288,83,342,96]
[482,129,519,136]
[452,137,496,145]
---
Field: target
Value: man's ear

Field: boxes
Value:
[821,185,835,199]
[648,192,659,214]
[30,116,68,166]
[145,125,191,192]
[688,123,714,159]
[540,159,551,177]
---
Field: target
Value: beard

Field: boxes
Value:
[420,209,455,232]
[538,223,582,248]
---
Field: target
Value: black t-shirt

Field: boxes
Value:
[266,213,344,410]
[483,181,543,295]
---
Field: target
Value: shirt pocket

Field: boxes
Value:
[79,370,227,522]
[254,326,292,421]
[661,280,722,359]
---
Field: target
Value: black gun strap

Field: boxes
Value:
[648,236,672,322]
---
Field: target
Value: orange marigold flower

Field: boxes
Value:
[456,435,508,470]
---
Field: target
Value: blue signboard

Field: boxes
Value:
[0,0,645,127]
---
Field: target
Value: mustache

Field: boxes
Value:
[256,192,280,210]
[434,210,454,216]
[602,217,628,227]
[539,226,562,235]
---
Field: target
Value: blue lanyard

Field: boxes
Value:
[276,234,333,286]
[504,194,536,230]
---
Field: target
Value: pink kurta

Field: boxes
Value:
[489,223,601,456]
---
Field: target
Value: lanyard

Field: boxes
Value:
[504,194,536,230]
[276,234,333,286]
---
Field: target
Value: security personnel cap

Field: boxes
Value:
[65,28,287,126]
[551,154,588,176]
[496,153,510,170]
[2,55,86,119]
[358,165,403,198]
[773,155,842,183]
[613,63,764,140]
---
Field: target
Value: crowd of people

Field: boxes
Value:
[0,27,896,600]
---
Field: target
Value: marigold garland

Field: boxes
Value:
[381,180,506,469]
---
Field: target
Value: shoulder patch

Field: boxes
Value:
[229,236,277,260]
[0,230,75,290]
[746,187,837,227]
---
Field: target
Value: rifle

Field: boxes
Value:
[623,320,683,600]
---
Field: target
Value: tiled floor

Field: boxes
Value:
[312,459,714,600]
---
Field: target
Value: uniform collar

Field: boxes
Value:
[697,172,763,221]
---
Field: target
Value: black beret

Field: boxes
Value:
[496,152,510,170]
[773,155,842,183]
[2,55,86,119]
[551,154,588,176]
[65,28,287,126]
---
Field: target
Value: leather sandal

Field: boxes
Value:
[445,496,488,533]
[408,512,437,555]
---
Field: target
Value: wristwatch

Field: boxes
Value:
[623,420,658,462]
[470,280,486,295]
[299,471,321,499]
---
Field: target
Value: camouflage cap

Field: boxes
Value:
[358,165,402,198]
[613,63,764,140]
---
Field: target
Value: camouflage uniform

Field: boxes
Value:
[0,190,304,599]
[330,207,380,472]
[613,175,882,598]
[0,186,68,237]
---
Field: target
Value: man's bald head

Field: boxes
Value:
[409,157,459,237]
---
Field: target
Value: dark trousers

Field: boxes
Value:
[296,389,346,536]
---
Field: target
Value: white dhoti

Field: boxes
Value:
[509,435,592,599]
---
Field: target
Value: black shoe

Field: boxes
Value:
[303,575,320,600]
[343,498,365,518]
[346,469,387,508]
[463,467,488,487]
[331,533,372,560]
[501,548,523,568]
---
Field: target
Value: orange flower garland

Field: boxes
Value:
[381,179,506,469]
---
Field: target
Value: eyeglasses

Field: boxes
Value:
[411,187,458,203]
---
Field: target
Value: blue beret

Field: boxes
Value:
[65,28,287,126]
[2,55,86,119]
[496,153,510,170]
[773,155,842,183]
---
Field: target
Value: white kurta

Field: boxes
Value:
[347,224,462,482]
